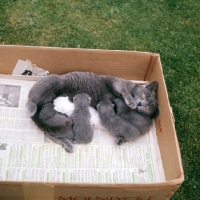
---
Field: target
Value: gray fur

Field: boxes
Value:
[27,72,139,116]
[115,98,153,135]
[35,103,74,152]
[97,101,141,144]
[70,93,94,144]
[133,81,159,118]
[27,72,159,147]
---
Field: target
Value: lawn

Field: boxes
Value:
[0,0,200,199]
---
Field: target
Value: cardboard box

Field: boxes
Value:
[0,45,184,200]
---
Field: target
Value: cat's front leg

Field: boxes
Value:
[123,94,137,109]
[111,78,137,109]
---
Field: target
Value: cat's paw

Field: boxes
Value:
[63,142,74,153]
[115,136,126,145]
[124,96,137,109]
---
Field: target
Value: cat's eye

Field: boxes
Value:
[142,93,146,99]
[145,106,150,110]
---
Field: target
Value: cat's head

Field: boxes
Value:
[134,81,159,118]
[73,93,91,106]
[97,100,114,114]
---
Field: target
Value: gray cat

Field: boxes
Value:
[27,72,159,148]
[70,93,94,144]
[97,100,141,144]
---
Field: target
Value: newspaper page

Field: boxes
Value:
[0,76,165,183]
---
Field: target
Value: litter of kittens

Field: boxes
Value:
[0,45,184,200]
[0,77,164,183]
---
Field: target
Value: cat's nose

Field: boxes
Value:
[138,102,142,106]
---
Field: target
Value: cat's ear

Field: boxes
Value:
[88,96,91,103]
[73,96,76,101]
[146,81,158,92]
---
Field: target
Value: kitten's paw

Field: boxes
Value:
[63,142,74,153]
[125,97,137,109]
[115,136,126,145]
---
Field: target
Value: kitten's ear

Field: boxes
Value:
[88,96,91,103]
[115,98,119,103]
[146,81,158,92]
[73,96,76,101]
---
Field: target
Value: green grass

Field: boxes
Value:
[0,0,200,199]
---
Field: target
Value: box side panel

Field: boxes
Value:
[54,183,181,200]
[0,45,156,80]
[147,56,184,181]
[0,182,54,200]
[0,183,24,200]
[0,181,182,200]
[23,183,54,200]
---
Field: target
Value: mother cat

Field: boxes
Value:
[27,71,159,152]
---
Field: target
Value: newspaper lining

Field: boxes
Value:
[0,76,165,183]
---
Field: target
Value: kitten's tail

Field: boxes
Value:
[27,101,37,117]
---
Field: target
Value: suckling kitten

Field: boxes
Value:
[54,96,74,116]
[70,93,94,144]
[115,98,153,135]
[97,100,141,144]
[37,103,74,152]
[53,96,105,130]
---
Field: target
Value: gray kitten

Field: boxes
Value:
[97,101,141,144]
[37,103,74,152]
[115,98,153,136]
[70,93,94,144]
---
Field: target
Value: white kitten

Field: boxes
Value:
[53,96,105,130]
[54,96,74,116]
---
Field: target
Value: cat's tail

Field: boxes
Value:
[27,100,37,117]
